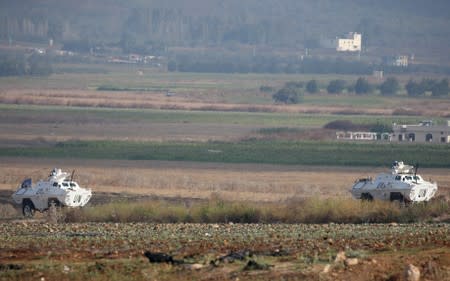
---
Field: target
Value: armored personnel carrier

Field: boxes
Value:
[12,168,92,217]
[351,161,438,203]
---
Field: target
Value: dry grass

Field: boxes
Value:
[1,158,449,203]
[63,195,449,224]
[1,88,449,116]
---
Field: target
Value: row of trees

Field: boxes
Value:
[322,77,448,97]
[405,78,450,97]
[272,77,449,104]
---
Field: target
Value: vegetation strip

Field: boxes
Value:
[0,104,434,127]
[62,197,449,224]
[1,140,449,167]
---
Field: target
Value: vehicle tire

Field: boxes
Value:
[389,192,404,202]
[361,193,373,201]
[22,200,35,217]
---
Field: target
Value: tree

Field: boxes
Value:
[354,77,371,95]
[167,60,177,72]
[28,54,52,76]
[306,79,319,94]
[420,78,437,92]
[0,55,26,76]
[327,80,346,94]
[272,87,302,104]
[431,78,449,97]
[379,77,400,96]
[405,79,425,97]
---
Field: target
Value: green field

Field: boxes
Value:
[2,65,448,107]
[0,104,436,127]
[2,139,449,167]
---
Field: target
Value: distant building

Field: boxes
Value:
[373,70,384,80]
[336,131,377,141]
[384,55,409,67]
[336,32,362,52]
[392,120,450,143]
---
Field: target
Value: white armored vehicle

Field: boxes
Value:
[351,161,437,203]
[12,168,92,217]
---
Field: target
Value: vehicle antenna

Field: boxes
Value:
[70,170,75,182]
[414,163,419,183]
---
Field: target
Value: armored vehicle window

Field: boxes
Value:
[52,182,58,187]
[70,183,76,187]
[395,175,401,180]
[62,182,69,187]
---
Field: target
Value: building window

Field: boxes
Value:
[441,137,446,143]
[408,133,415,142]
[426,133,433,142]
[398,134,403,141]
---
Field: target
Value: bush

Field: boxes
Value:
[306,79,319,94]
[431,78,449,97]
[379,77,400,96]
[273,87,302,104]
[405,79,425,97]
[354,77,371,95]
[420,78,437,92]
[327,80,346,94]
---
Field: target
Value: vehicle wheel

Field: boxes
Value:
[22,200,35,217]
[361,193,373,201]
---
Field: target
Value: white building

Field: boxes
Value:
[336,32,362,52]
[392,120,450,143]
[385,55,409,67]
[336,131,377,141]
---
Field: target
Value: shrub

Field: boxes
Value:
[420,78,437,92]
[405,79,425,97]
[354,77,371,95]
[431,78,449,97]
[379,77,400,96]
[327,80,346,94]
[306,79,319,94]
[273,87,302,104]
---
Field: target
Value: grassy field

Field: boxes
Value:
[1,139,449,167]
[3,103,442,128]
[1,104,423,127]
[0,64,449,115]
